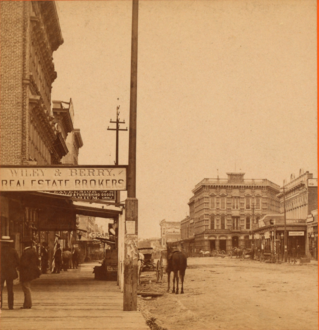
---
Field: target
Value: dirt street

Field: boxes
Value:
[138,257,318,330]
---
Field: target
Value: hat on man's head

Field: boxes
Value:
[0,236,13,243]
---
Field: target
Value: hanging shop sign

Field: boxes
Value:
[43,190,115,201]
[0,166,127,192]
[289,231,304,236]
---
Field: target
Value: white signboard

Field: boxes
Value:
[308,179,318,187]
[0,166,127,191]
[289,231,304,236]
[126,221,136,235]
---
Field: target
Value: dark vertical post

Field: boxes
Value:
[124,0,139,311]
[283,183,288,262]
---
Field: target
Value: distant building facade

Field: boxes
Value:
[186,173,280,254]
[253,170,318,258]
[160,219,181,247]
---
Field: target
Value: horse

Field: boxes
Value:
[166,243,187,294]
[231,247,245,258]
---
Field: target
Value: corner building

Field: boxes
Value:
[188,173,280,253]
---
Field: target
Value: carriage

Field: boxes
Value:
[138,247,156,272]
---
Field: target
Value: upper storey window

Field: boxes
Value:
[232,197,240,209]
[246,197,251,209]
[210,197,215,209]
[255,197,261,209]
[221,197,226,210]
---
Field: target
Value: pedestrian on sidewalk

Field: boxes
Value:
[72,247,79,269]
[62,248,72,271]
[19,240,40,309]
[251,243,255,260]
[0,236,19,310]
[41,242,48,274]
[53,243,62,273]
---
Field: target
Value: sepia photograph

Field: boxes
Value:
[0,1,317,329]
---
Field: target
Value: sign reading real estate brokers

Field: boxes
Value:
[0,166,127,192]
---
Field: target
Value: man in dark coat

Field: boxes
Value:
[72,248,79,269]
[41,242,48,274]
[19,240,40,309]
[53,243,62,273]
[1,236,19,310]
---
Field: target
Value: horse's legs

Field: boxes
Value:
[180,270,185,294]
[167,271,171,293]
[172,272,176,293]
[175,271,179,294]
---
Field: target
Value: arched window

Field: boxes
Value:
[221,216,226,230]
[210,215,215,230]
[246,216,250,229]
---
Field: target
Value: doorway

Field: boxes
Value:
[219,240,226,252]
[210,240,216,251]
[232,236,239,248]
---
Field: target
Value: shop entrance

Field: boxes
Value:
[219,240,226,252]
[232,236,239,248]
[210,240,216,251]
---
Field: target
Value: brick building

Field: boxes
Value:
[185,173,280,254]
[1,1,65,166]
[0,1,69,256]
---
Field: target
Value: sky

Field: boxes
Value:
[52,0,317,238]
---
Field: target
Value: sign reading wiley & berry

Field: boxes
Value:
[0,166,127,192]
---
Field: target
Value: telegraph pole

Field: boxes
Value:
[124,0,139,311]
[107,104,127,205]
[107,104,128,166]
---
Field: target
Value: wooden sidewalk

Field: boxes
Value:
[0,262,149,330]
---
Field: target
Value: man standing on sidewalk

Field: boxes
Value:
[0,236,19,310]
[19,240,40,309]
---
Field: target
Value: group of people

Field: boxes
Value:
[1,236,80,310]
[1,236,40,310]
[52,244,79,273]
[249,242,301,262]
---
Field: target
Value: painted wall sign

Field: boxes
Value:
[43,190,115,200]
[0,166,127,191]
[289,231,304,236]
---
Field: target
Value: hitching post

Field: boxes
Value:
[124,0,139,311]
